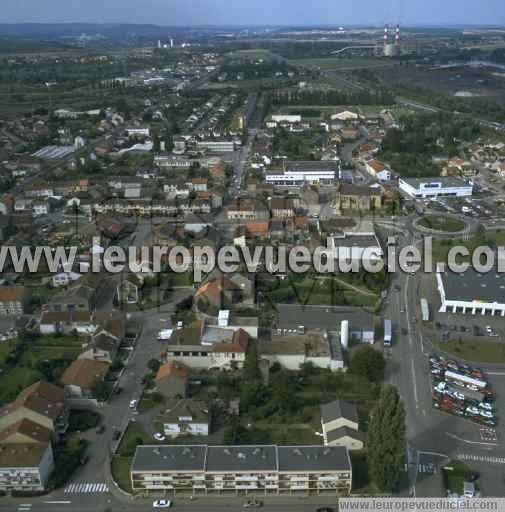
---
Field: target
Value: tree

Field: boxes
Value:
[242,340,261,383]
[367,385,406,492]
[147,358,161,373]
[350,345,385,383]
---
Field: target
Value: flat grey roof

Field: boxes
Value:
[321,400,359,425]
[131,445,206,473]
[276,304,374,332]
[331,234,380,249]
[206,446,277,473]
[132,444,351,474]
[441,269,505,304]
[287,161,338,172]
[277,446,350,472]
[400,176,469,188]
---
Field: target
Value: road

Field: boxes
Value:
[2,501,337,512]
[383,226,505,497]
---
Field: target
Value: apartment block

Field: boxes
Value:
[131,444,352,496]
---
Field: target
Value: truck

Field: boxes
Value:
[384,319,392,347]
[421,298,429,322]
[444,370,487,390]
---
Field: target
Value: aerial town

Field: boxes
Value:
[1,7,505,512]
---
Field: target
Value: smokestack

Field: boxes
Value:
[395,25,400,45]
[384,25,389,43]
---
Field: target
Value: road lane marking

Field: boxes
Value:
[447,432,499,446]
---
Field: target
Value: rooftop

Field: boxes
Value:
[131,444,351,474]
[321,400,359,425]
[440,269,505,304]
[275,304,374,333]
[277,446,351,472]
[400,176,470,188]
[0,442,50,468]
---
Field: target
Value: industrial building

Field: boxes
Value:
[437,269,505,316]
[274,304,375,345]
[399,177,473,199]
[265,161,337,186]
[130,444,352,495]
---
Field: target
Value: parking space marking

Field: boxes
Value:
[480,428,498,442]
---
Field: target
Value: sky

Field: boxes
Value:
[2,0,505,27]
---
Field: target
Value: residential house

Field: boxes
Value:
[269,197,295,219]
[0,418,52,445]
[39,311,94,335]
[0,286,29,316]
[158,399,210,438]
[194,276,251,311]
[364,159,391,181]
[60,359,110,398]
[320,400,364,451]
[155,361,189,399]
[0,381,68,435]
[46,285,95,313]
[227,198,268,221]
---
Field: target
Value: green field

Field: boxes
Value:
[418,215,465,232]
[434,339,505,364]
[227,49,283,61]
[431,230,505,264]
[288,57,397,70]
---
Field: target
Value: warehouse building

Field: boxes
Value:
[437,269,505,316]
[265,161,337,186]
[130,444,352,495]
[399,176,473,199]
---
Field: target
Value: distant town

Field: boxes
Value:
[0,19,505,512]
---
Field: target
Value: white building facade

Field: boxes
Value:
[399,177,473,199]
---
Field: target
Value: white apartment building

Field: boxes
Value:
[0,442,54,492]
[131,445,352,495]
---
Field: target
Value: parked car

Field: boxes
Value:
[154,432,166,441]
[129,399,138,409]
[153,499,171,508]
[243,499,263,508]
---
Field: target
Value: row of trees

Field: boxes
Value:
[272,88,395,106]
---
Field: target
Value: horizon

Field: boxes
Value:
[2,0,505,28]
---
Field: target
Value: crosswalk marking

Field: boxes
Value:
[458,453,505,464]
[64,482,109,494]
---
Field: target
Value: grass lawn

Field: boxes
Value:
[419,215,465,232]
[0,333,83,402]
[117,422,151,457]
[0,341,15,366]
[111,456,133,493]
[243,425,321,445]
[264,275,379,308]
[434,339,505,364]
[431,231,505,264]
